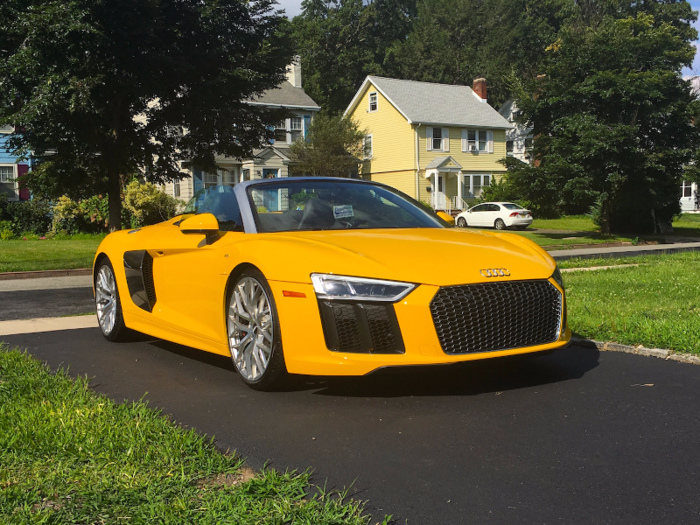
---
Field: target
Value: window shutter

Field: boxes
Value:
[461,129,467,152]
[442,128,449,152]
[427,127,433,151]
[487,130,494,153]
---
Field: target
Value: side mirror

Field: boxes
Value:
[179,213,219,234]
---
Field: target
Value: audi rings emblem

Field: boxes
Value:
[480,268,510,278]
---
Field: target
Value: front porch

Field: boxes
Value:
[424,157,491,214]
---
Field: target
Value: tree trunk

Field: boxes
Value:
[107,167,122,232]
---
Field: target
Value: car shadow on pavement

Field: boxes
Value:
[145,339,599,399]
[304,344,600,398]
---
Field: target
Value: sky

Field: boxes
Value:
[274,0,700,77]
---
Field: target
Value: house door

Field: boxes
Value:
[433,174,447,209]
[680,181,697,211]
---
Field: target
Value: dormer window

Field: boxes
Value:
[369,92,378,112]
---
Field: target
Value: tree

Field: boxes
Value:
[0,0,292,230]
[509,4,699,234]
[289,113,366,177]
[391,0,573,107]
[292,0,417,114]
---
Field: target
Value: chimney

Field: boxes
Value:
[286,56,302,88]
[473,77,487,103]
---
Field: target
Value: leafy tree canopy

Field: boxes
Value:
[0,0,293,229]
[508,2,699,233]
[289,113,366,177]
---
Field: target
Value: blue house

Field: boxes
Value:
[0,125,30,201]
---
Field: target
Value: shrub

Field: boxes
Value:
[52,195,111,234]
[0,220,13,240]
[5,199,53,236]
[124,180,181,227]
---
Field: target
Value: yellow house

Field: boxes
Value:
[344,76,512,211]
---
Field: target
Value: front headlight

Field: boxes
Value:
[552,266,564,290]
[311,274,416,302]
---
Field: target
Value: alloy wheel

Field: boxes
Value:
[228,277,274,382]
[95,265,117,335]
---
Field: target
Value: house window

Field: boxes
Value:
[525,138,533,150]
[364,135,373,159]
[203,171,218,189]
[506,140,514,154]
[478,132,487,152]
[432,127,443,150]
[274,121,287,143]
[173,180,180,198]
[290,117,303,142]
[464,129,490,152]
[468,174,491,198]
[467,130,477,151]
[0,166,14,182]
[369,92,378,112]
[242,169,250,181]
[682,181,693,197]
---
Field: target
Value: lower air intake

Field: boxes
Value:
[430,280,562,354]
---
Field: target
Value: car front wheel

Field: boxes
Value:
[95,258,131,342]
[457,217,467,228]
[227,268,287,391]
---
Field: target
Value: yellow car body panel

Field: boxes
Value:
[94,214,570,376]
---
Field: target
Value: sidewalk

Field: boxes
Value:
[548,241,700,261]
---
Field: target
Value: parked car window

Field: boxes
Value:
[501,203,524,210]
[247,180,447,232]
[486,204,500,212]
[470,204,487,213]
[183,185,244,232]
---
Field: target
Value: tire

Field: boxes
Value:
[226,267,287,391]
[94,258,131,342]
[494,218,507,230]
[457,217,467,228]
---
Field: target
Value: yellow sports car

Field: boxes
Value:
[93,178,570,390]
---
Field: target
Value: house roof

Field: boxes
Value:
[251,81,321,110]
[345,76,512,129]
[425,156,463,169]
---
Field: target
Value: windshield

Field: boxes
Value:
[501,203,525,210]
[247,180,447,232]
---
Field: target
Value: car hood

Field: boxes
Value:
[245,228,556,287]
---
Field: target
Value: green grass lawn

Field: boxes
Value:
[0,346,380,524]
[507,213,700,248]
[0,236,103,273]
[561,251,700,354]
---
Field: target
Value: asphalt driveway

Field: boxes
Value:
[3,328,699,524]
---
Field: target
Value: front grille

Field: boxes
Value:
[430,280,562,354]
[318,301,405,354]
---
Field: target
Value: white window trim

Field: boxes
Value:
[427,127,449,152]
[0,125,13,134]
[0,164,19,201]
[461,129,494,154]
[368,92,378,113]
[364,134,373,159]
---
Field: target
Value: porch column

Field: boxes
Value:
[457,171,463,209]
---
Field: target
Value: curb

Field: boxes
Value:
[0,269,92,281]
[549,242,700,261]
[572,337,700,366]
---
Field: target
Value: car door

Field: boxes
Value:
[147,189,245,345]
[468,204,487,226]
[483,204,500,228]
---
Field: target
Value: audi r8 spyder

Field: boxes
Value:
[93,177,570,390]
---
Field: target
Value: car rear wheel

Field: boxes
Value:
[457,217,467,228]
[227,268,287,391]
[95,258,130,342]
[494,218,506,230]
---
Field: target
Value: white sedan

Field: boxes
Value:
[456,202,533,230]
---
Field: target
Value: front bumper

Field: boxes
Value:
[269,279,571,376]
